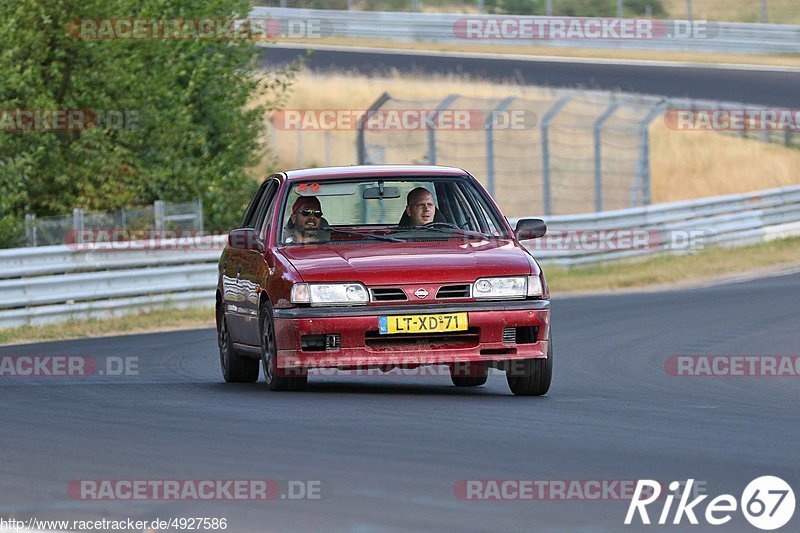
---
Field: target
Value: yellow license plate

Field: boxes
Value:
[379,313,468,334]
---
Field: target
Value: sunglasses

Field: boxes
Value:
[296,208,323,218]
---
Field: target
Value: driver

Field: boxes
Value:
[404,187,437,226]
[285,196,325,244]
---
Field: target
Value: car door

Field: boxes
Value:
[223,180,276,345]
[233,178,280,347]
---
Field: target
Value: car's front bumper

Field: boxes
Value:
[273,300,550,369]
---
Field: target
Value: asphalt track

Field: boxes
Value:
[2,272,799,532]
[259,45,800,107]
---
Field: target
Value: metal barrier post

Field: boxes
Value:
[634,101,669,207]
[594,101,621,212]
[541,96,571,216]
[72,208,84,244]
[154,200,165,231]
[357,92,391,164]
[485,97,516,197]
[197,198,204,233]
[428,94,459,165]
[25,214,36,247]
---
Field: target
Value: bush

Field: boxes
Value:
[0,0,293,248]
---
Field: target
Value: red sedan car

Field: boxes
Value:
[216,165,551,395]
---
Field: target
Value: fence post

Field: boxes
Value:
[154,200,165,231]
[196,198,204,233]
[594,101,621,212]
[428,94,459,165]
[25,213,36,247]
[477,0,484,13]
[546,0,553,16]
[296,129,303,166]
[686,0,692,21]
[357,92,391,164]
[633,101,669,207]
[617,0,624,17]
[541,96,571,216]
[324,131,332,166]
[72,208,84,244]
[761,0,768,23]
[485,97,516,197]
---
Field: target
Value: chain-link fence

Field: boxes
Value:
[266,88,798,217]
[23,199,204,247]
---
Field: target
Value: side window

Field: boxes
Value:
[259,184,280,240]
[240,184,267,229]
[252,181,278,235]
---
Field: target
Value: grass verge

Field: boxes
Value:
[2,237,800,345]
[0,307,214,346]
[545,236,800,293]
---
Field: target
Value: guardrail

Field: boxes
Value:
[250,7,800,55]
[2,186,800,328]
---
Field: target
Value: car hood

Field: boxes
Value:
[280,239,534,284]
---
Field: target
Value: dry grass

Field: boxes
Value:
[260,70,800,210]
[650,121,800,202]
[663,0,800,24]
[0,307,214,346]
[279,37,800,69]
[545,236,800,293]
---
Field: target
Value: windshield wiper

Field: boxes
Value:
[325,227,405,243]
[402,222,492,239]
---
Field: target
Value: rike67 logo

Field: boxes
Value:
[626,477,795,530]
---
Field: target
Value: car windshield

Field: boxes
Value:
[278,177,511,245]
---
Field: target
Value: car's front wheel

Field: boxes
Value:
[260,302,307,391]
[450,363,488,387]
[506,339,552,396]
[218,309,259,383]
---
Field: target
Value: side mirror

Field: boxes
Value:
[228,228,263,252]
[515,219,547,240]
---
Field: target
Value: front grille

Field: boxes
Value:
[370,288,407,302]
[365,328,480,351]
[502,327,517,344]
[436,284,471,299]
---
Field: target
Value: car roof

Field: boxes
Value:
[281,165,470,181]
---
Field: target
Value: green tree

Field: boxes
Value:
[0,0,294,247]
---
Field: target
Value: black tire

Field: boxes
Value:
[260,302,307,392]
[218,308,259,383]
[506,339,553,396]
[450,363,488,387]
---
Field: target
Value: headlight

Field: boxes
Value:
[291,283,368,306]
[473,277,527,299]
